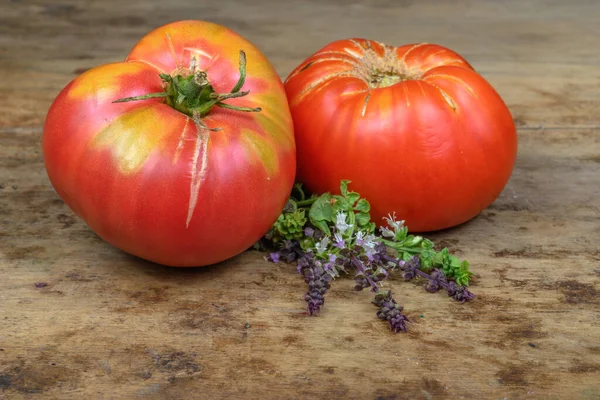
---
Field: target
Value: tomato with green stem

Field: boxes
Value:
[284,39,517,232]
[43,20,296,266]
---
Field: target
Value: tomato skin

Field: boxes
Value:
[43,21,296,266]
[284,39,517,232]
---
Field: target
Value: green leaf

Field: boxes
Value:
[307,192,337,236]
[450,255,462,268]
[460,260,471,272]
[419,249,436,270]
[421,239,435,250]
[340,180,351,197]
[331,196,350,214]
[403,235,423,247]
[432,248,448,265]
[354,198,371,213]
[402,252,414,262]
[309,193,333,223]
[393,226,408,242]
[312,219,331,236]
[299,237,316,251]
[355,212,371,227]
[271,209,308,242]
[367,221,377,233]
[456,275,468,287]
[345,191,360,206]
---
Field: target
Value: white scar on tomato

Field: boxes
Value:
[424,74,478,99]
[422,79,458,111]
[186,126,210,228]
[284,55,360,82]
[398,43,428,67]
[166,33,182,69]
[291,71,354,105]
[184,47,220,71]
[173,117,190,164]
[343,48,362,58]
[184,47,212,59]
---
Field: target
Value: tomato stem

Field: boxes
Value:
[112,92,169,103]
[230,50,247,93]
[217,102,261,113]
[112,50,261,119]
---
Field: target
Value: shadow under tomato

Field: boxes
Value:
[118,247,251,284]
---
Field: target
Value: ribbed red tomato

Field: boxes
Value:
[43,21,296,266]
[284,39,517,232]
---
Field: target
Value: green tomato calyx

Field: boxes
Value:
[113,50,261,122]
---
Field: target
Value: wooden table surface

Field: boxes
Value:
[1,1,599,398]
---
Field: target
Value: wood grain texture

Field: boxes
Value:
[1,0,599,399]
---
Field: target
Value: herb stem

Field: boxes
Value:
[381,253,436,280]
[382,254,474,302]
[293,183,306,201]
[350,255,378,292]
[296,198,317,207]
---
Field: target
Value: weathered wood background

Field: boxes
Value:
[1,0,599,398]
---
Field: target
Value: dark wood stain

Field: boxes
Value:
[555,280,599,305]
[495,364,529,387]
[129,286,171,304]
[4,245,46,261]
[56,213,76,228]
[569,360,600,374]
[492,246,573,259]
[282,334,302,346]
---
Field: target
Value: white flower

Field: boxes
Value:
[383,212,405,232]
[335,211,353,233]
[379,226,395,238]
[361,233,378,260]
[314,236,330,255]
[333,232,345,249]
[354,230,365,246]
[354,230,378,260]
[362,233,377,250]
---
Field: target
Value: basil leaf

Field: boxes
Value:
[309,193,333,226]
[340,180,351,197]
[355,212,371,227]
[345,191,360,206]
[355,198,371,213]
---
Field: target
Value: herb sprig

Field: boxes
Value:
[259,180,474,333]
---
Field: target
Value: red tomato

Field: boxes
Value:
[43,21,296,266]
[284,39,517,232]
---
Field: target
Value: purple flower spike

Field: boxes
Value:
[398,256,475,302]
[296,255,310,275]
[297,255,331,315]
[269,252,280,263]
[446,281,475,302]
[372,290,410,333]
[324,254,337,271]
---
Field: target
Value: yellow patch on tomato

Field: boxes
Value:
[252,94,294,152]
[93,106,166,174]
[239,129,279,177]
[68,62,146,103]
